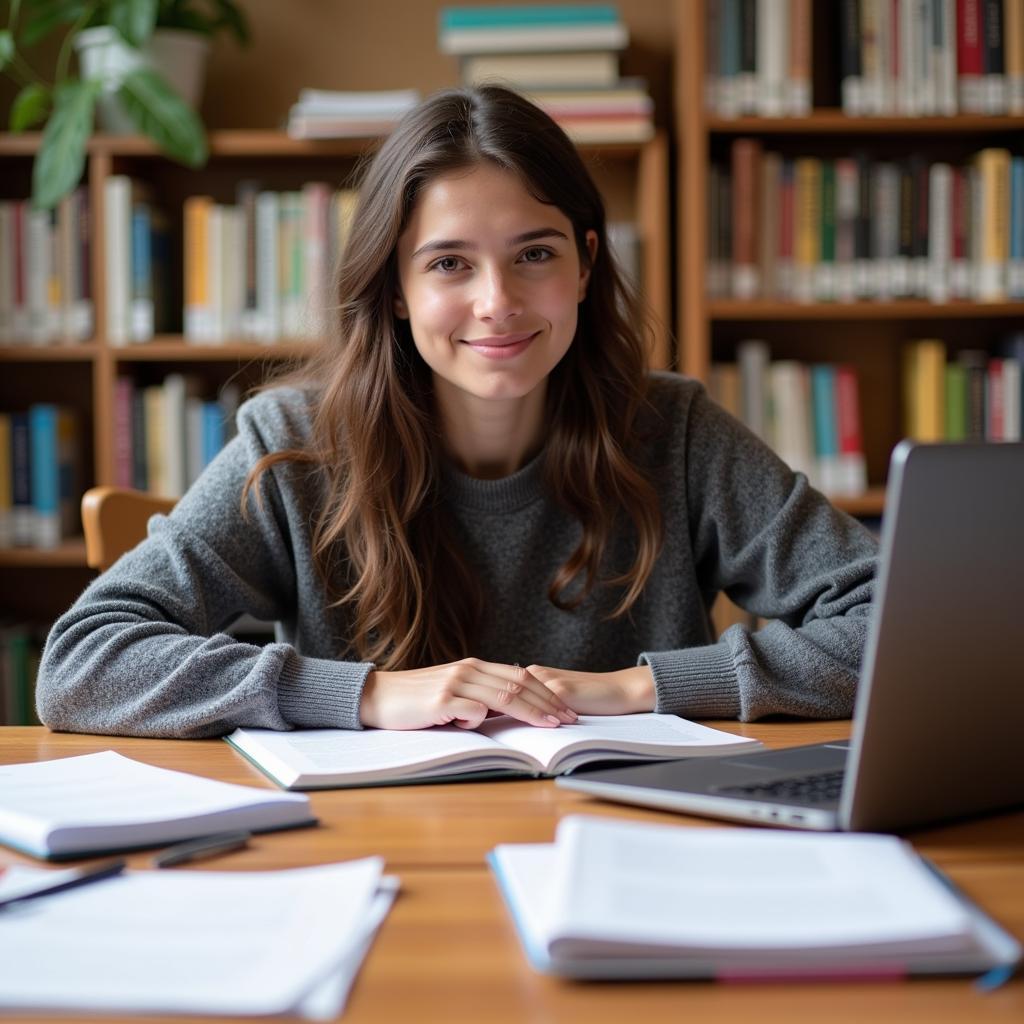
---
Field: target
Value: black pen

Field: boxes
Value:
[152,830,252,868]
[0,858,126,910]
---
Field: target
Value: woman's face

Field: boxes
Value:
[394,162,597,404]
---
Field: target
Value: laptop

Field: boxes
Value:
[558,440,1024,832]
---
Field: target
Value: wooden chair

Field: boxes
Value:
[81,486,176,571]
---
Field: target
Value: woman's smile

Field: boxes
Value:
[460,330,540,360]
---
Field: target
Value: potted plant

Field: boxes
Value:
[0,0,250,208]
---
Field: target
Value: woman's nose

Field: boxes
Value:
[473,268,523,323]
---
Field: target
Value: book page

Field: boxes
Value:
[0,751,311,856]
[476,713,759,773]
[0,858,387,1016]
[229,724,532,786]
[552,816,972,955]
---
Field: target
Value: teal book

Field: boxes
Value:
[440,5,620,29]
[810,364,841,492]
[28,404,78,549]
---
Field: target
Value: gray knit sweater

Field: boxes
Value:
[37,372,878,738]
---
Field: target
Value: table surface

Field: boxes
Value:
[2,722,1022,1023]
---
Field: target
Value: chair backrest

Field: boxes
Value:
[81,486,176,571]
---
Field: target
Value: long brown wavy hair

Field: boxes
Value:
[246,85,663,669]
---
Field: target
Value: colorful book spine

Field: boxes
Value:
[28,404,79,548]
[10,412,33,546]
[0,414,10,547]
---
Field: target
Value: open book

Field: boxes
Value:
[225,713,763,790]
[489,815,1022,980]
[0,751,316,861]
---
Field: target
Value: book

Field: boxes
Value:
[0,413,10,547]
[438,5,628,55]
[489,815,1022,979]
[28,403,79,548]
[0,750,316,860]
[461,50,620,88]
[225,714,764,790]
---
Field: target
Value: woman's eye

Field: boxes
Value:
[431,256,464,273]
[520,247,552,263]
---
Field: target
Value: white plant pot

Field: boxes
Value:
[74,26,210,134]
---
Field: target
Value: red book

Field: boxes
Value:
[835,365,864,456]
[835,364,867,495]
[113,376,135,489]
[957,0,985,110]
[731,138,762,299]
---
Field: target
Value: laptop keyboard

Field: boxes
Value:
[718,769,845,805]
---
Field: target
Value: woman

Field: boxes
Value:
[37,86,877,738]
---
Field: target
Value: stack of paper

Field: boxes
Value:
[286,88,422,139]
[0,750,316,860]
[0,859,397,1018]
[490,815,1021,980]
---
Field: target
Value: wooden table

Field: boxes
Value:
[2,723,1022,1023]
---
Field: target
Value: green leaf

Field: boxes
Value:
[10,84,52,132]
[116,67,207,166]
[32,79,99,209]
[212,0,250,45]
[21,2,89,47]
[108,0,158,47]
[0,30,14,72]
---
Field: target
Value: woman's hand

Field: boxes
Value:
[524,664,656,716]
[359,658,579,730]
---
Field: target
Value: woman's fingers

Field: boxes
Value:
[463,660,577,721]
[456,679,564,727]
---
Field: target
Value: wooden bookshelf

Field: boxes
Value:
[0,128,671,623]
[674,0,1023,502]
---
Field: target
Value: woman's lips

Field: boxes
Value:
[461,331,538,360]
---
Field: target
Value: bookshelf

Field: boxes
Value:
[675,0,1024,517]
[0,129,670,626]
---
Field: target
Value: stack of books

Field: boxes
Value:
[0,191,93,345]
[183,183,359,345]
[710,340,868,497]
[903,335,1024,442]
[0,405,80,549]
[113,376,240,499]
[709,142,1024,304]
[439,4,654,143]
[285,88,421,140]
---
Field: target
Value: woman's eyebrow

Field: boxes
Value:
[410,227,569,260]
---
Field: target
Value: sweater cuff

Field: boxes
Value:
[638,644,740,719]
[276,650,374,730]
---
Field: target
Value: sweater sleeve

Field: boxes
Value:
[36,394,373,739]
[639,383,878,722]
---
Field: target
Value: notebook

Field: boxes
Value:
[558,441,1024,832]
[0,751,316,860]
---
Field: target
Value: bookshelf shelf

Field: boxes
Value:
[706,112,1024,135]
[0,345,99,362]
[111,340,320,362]
[0,130,660,161]
[0,541,88,568]
[708,302,1024,322]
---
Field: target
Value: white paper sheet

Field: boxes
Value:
[0,858,393,1017]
